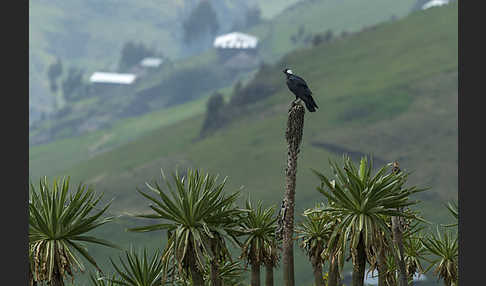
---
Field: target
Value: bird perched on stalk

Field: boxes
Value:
[283,68,318,112]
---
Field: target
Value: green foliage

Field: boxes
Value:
[214,260,246,286]
[199,259,246,286]
[403,234,428,278]
[48,57,63,93]
[29,5,458,285]
[29,176,119,284]
[108,248,166,286]
[200,92,227,137]
[61,67,86,101]
[168,259,246,286]
[128,169,244,283]
[89,271,118,286]
[421,227,458,286]
[443,201,458,228]
[119,41,157,72]
[311,155,425,268]
[228,64,275,108]
[183,1,219,45]
[296,205,336,264]
[239,199,279,267]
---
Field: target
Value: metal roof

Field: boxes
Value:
[140,57,163,68]
[89,72,137,85]
[213,32,258,49]
[422,0,450,10]
[363,270,427,285]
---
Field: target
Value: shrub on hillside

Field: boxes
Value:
[229,64,275,107]
[200,92,227,137]
[245,6,262,27]
[62,67,87,101]
[47,57,63,93]
[118,41,157,71]
[312,29,334,46]
[183,1,219,45]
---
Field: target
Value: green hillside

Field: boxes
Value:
[249,0,417,62]
[29,0,185,121]
[28,0,281,123]
[30,3,458,285]
[29,0,418,169]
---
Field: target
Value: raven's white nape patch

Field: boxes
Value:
[287,69,293,74]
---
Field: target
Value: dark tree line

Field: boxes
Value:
[47,58,88,102]
[62,67,86,101]
[199,64,276,137]
[182,0,219,45]
[47,58,63,93]
[200,92,225,138]
[118,41,158,72]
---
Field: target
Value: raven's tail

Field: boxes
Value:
[304,95,318,112]
[304,99,316,112]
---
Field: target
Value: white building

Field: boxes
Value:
[139,57,163,68]
[362,270,427,285]
[422,0,450,10]
[213,32,259,50]
[89,72,137,85]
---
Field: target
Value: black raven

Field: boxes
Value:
[283,68,318,112]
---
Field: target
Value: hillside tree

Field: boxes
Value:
[119,41,157,71]
[47,58,63,93]
[182,0,219,45]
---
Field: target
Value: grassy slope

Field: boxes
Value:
[28,0,299,118]
[28,75,252,180]
[41,4,457,285]
[30,0,417,177]
[249,0,417,63]
[28,0,186,121]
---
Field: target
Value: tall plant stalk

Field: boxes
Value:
[352,233,366,286]
[265,264,274,286]
[282,101,305,286]
[391,161,408,286]
[327,254,340,286]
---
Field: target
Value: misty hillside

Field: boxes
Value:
[29,3,457,285]
[29,0,294,124]
[29,0,417,147]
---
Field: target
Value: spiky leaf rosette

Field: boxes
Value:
[443,201,458,228]
[311,155,425,269]
[128,169,244,283]
[29,176,118,284]
[239,199,279,268]
[421,227,458,286]
[296,205,335,266]
[108,248,166,286]
[89,271,118,286]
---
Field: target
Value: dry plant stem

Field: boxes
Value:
[282,102,305,286]
[311,255,325,286]
[328,254,340,286]
[187,245,204,286]
[265,264,274,286]
[392,215,408,286]
[251,263,261,286]
[352,233,366,286]
[391,161,408,286]
[210,260,222,286]
[376,244,388,286]
[29,262,37,286]
[51,265,65,286]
